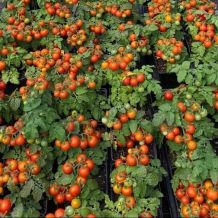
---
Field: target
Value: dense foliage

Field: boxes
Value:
[0,0,217,217]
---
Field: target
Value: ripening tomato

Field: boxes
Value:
[114,159,123,168]
[134,131,144,141]
[115,172,127,184]
[139,144,149,154]
[181,195,190,205]
[126,154,137,166]
[77,153,87,163]
[125,196,136,208]
[139,155,150,165]
[187,186,197,198]
[55,193,65,204]
[113,184,122,194]
[88,135,98,148]
[206,188,218,201]
[0,198,12,214]
[71,199,81,209]
[184,112,195,122]
[62,162,73,174]
[85,159,95,170]
[78,166,90,178]
[70,135,81,148]
[164,90,173,100]
[121,186,133,196]
[69,184,81,197]
[119,114,129,123]
[49,184,59,196]
[176,189,185,199]
[144,134,154,144]
[54,208,65,218]
[45,213,55,218]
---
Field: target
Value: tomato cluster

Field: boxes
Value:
[0,157,40,189]
[49,154,94,204]
[105,5,132,18]
[180,0,218,48]
[0,0,217,216]
[45,2,71,18]
[54,116,101,151]
[0,119,26,147]
[115,145,150,167]
[155,38,185,63]
[160,87,213,157]
[101,50,134,71]
[122,71,146,87]
[176,180,218,218]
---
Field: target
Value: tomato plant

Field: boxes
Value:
[0,0,217,217]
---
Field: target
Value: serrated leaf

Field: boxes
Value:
[24,98,41,112]
[166,112,175,126]
[159,103,171,111]
[32,185,43,202]
[20,180,34,198]
[11,203,24,217]
[177,70,187,83]
[153,113,166,126]
[9,97,21,111]
[129,120,138,133]
[49,124,66,141]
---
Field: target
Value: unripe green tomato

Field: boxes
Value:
[80,208,91,217]
[147,50,152,55]
[99,8,104,13]
[125,103,131,110]
[111,50,117,55]
[65,206,74,217]
[195,80,201,87]
[107,121,113,128]
[195,113,202,121]
[71,110,78,117]
[147,74,152,80]
[186,93,192,99]
[138,87,144,92]
[175,55,181,60]
[142,48,147,53]
[200,108,208,117]
[24,18,30,24]
[126,45,131,51]
[35,139,41,144]
[41,140,48,147]
[162,55,167,60]
[101,117,108,124]
[96,13,101,18]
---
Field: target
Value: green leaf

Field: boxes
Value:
[115,131,126,144]
[159,103,171,111]
[129,120,138,133]
[166,112,175,126]
[207,73,216,85]
[24,98,41,112]
[153,113,166,126]
[122,123,130,136]
[177,70,187,83]
[49,124,66,141]
[32,185,43,202]
[11,203,24,217]
[9,97,21,111]
[210,169,218,184]
[20,180,34,198]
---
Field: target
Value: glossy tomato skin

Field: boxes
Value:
[0,198,12,214]
[164,90,173,100]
